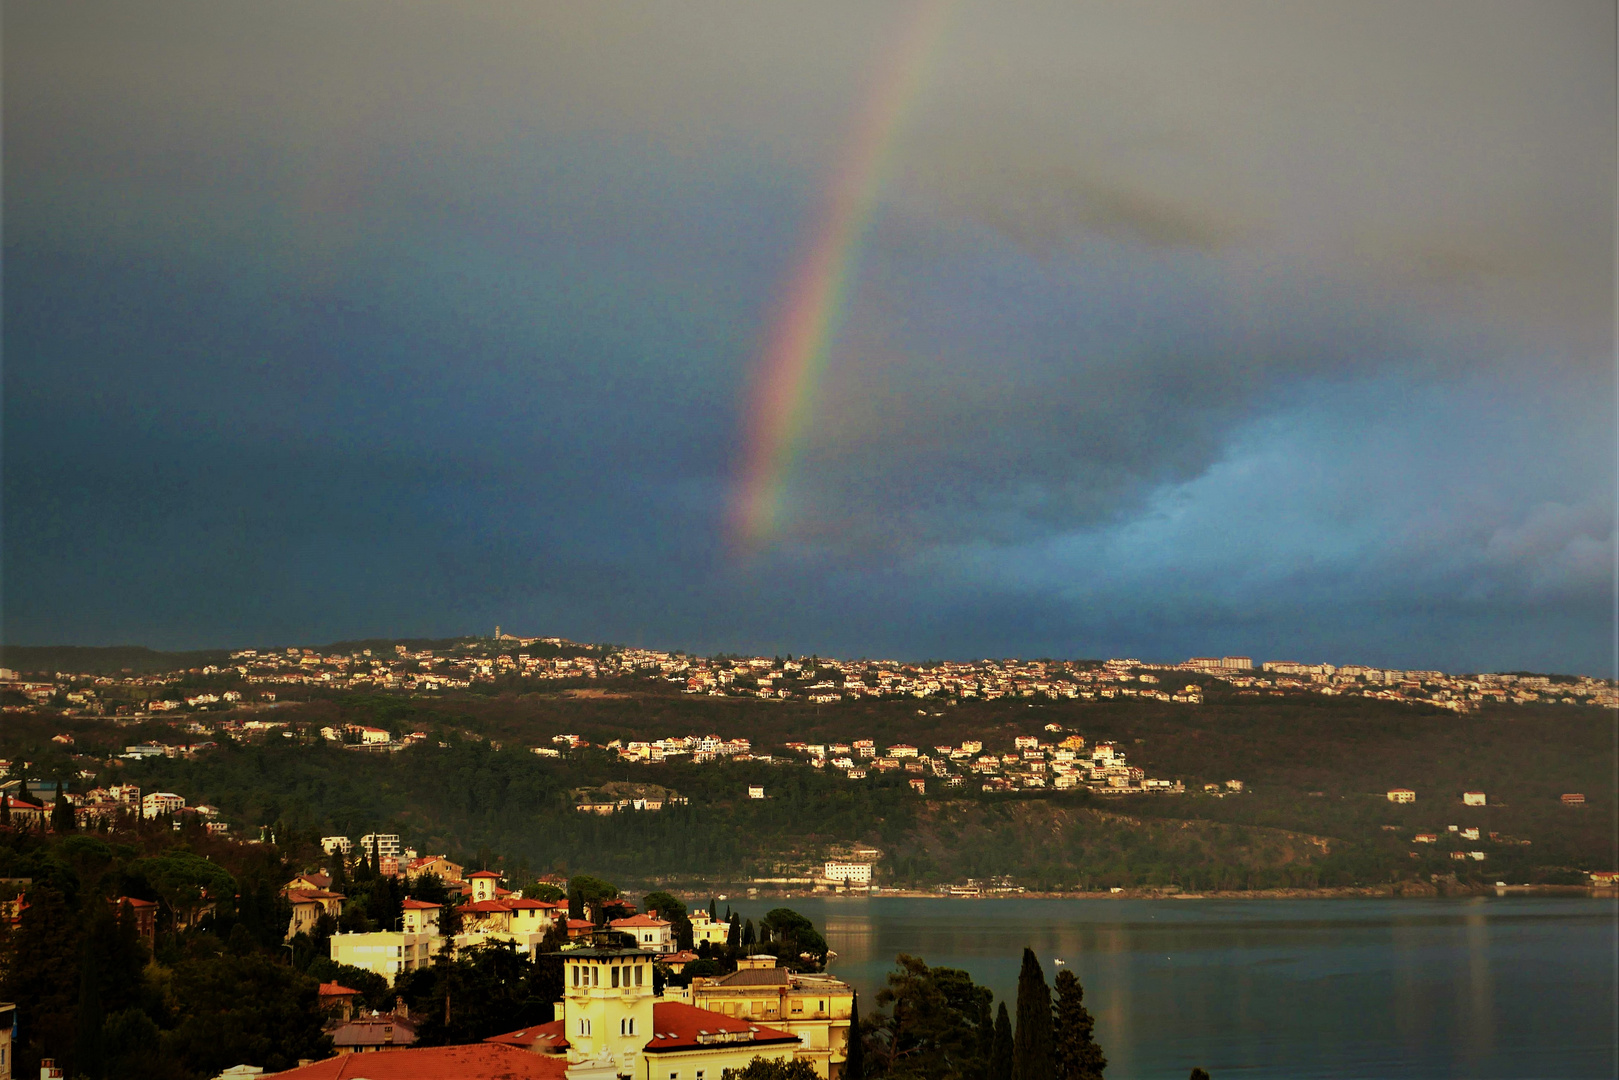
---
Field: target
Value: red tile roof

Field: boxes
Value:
[469,870,502,879]
[285,889,346,902]
[484,1019,569,1054]
[401,898,442,910]
[461,899,516,913]
[609,915,669,928]
[642,1001,800,1054]
[264,1043,567,1079]
[317,982,359,997]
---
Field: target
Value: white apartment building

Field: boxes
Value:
[329,930,443,985]
[141,792,185,819]
[321,836,353,855]
[358,833,402,858]
[823,861,873,885]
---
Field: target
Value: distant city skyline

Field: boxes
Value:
[5,2,1614,675]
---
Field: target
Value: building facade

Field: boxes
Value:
[329,931,443,985]
[690,955,853,1078]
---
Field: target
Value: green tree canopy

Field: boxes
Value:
[1052,967,1106,1080]
[760,907,828,969]
[720,1056,820,1079]
[128,851,236,918]
[869,954,994,1080]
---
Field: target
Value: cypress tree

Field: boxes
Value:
[742,918,756,948]
[844,990,865,1080]
[727,913,741,950]
[1189,1070,1211,1080]
[76,936,106,1079]
[568,888,584,922]
[1011,948,1054,1080]
[2,792,12,826]
[989,1001,1014,1080]
[1053,968,1107,1079]
[52,789,75,833]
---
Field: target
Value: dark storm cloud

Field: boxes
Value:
[4,0,1613,672]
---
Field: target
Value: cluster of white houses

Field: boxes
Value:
[16,631,1614,721]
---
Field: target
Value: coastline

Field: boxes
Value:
[679,883,1612,902]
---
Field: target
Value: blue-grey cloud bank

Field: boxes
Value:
[5,1,1614,673]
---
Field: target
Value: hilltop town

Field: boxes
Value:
[4,634,1613,720]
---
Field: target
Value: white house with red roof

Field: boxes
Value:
[400,898,441,936]
[609,913,673,953]
[283,888,345,942]
[405,854,464,883]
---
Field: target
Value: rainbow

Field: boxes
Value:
[731,0,953,549]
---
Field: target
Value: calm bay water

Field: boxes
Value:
[722,896,1617,1079]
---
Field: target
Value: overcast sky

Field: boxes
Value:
[5,1,1614,672]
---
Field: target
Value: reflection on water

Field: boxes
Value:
[719,896,1617,1079]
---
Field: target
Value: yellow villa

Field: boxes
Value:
[690,955,854,1078]
[487,947,802,1080]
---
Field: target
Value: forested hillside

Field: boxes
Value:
[4,686,1610,890]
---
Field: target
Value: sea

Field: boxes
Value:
[719,895,1617,1079]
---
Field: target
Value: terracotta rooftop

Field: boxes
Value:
[608,914,669,928]
[642,1001,800,1054]
[317,982,359,997]
[401,898,441,910]
[284,889,346,902]
[484,1019,569,1054]
[707,968,790,987]
[263,1043,566,1078]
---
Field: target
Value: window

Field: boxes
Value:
[579,1018,592,1036]
[635,965,644,986]
[621,1017,637,1035]
[573,966,580,987]
[593,965,600,986]
[612,966,620,988]
[791,1000,803,1013]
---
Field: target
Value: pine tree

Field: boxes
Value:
[1053,968,1107,1079]
[989,1001,1014,1080]
[844,990,865,1080]
[1011,948,1054,1080]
